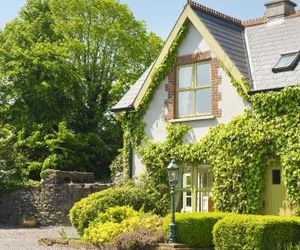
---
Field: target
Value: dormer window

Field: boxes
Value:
[177,62,212,117]
[272,51,300,73]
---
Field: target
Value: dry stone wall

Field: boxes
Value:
[0,170,109,226]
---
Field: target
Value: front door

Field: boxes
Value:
[263,166,290,215]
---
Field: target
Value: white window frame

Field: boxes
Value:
[180,165,213,213]
[182,173,193,212]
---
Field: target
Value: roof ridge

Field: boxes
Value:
[243,9,300,27]
[187,0,243,26]
[243,17,267,27]
[288,9,300,18]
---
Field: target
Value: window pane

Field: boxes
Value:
[196,63,211,86]
[276,53,298,68]
[186,175,192,187]
[186,197,192,207]
[272,170,281,185]
[178,91,193,116]
[202,192,209,212]
[202,173,208,188]
[178,66,193,89]
[196,88,212,114]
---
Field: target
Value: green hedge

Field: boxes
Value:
[164,212,230,248]
[213,215,300,250]
[69,184,159,235]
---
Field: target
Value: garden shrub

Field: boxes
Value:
[82,206,162,244]
[91,205,139,225]
[83,221,122,244]
[69,184,159,235]
[213,215,300,250]
[278,243,300,250]
[112,227,166,250]
[163,212,230,248]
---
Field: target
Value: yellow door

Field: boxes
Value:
[264,166,290,215]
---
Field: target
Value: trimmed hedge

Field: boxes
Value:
[69,184,159,235]
[164,212,230,248]
[213,215,300,250]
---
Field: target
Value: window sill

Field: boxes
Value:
[169,115,216,123]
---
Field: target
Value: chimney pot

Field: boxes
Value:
[265,0,297,21]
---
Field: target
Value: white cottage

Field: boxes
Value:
[112,0,300,214]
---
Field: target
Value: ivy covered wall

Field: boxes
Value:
[139,87,300,215]
[116,21,300,215]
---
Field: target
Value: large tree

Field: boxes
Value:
[0,0,162,179]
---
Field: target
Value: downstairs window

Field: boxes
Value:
[178,165,213,212]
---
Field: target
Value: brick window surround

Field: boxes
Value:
[165,51,222,121]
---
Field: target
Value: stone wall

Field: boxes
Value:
[0,170,109,226]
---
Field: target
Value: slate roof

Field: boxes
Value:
[111,64,153,112]
[245,16,300,91]
[192,8,251,80]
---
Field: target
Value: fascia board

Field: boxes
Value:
[187,6,248,93]
[133,5,190,109]
[133,5,248,110]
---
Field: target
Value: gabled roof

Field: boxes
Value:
[111,64,153,112]
[189,1,250,80]
[112,1,248,112]
[112,1,300,112]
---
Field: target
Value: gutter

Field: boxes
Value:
[248,87,285,95]
[110,105,135,113]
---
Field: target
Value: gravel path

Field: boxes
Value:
[0,226,79,250]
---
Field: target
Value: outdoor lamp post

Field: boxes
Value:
[167,159,179,243]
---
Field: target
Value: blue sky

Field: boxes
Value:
[1,0,299,39]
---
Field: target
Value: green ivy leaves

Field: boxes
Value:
[140,87,300,215]
[118,19,300,215]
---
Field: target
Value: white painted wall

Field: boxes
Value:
[143,78,168,142]
[132,78,168,177]
[132,151,144,177]
[178,22,211,56]
[218,69,250,123]
[131,23,249,177]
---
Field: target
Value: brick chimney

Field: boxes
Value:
[265,0,297,21]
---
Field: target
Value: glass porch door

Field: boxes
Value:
[182,173,192,212]
[180,165,213,212]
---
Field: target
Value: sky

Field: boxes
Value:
[0,0,299,39]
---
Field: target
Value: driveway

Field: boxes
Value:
[0,226,79,250]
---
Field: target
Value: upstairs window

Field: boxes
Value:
[177,62,212,117]
[272,51,300,73]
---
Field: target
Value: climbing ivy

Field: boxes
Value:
[139,87,300,215]
[116,21,299,215]
[117,25,188,177]
[138,124,190,213]
[222,64,251,102]
[117,23,253,180]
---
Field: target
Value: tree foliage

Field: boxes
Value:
[0,0,162,182]
[0,125,25,187]
[117,25,188,179]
